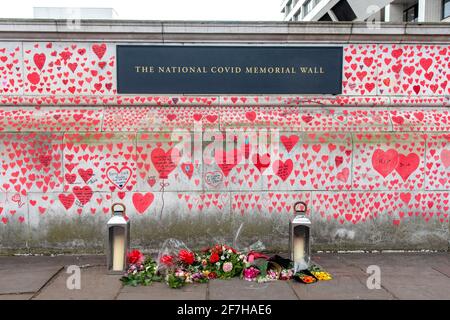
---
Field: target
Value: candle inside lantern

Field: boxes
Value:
[293,235,305,263]
[112,227,125,271]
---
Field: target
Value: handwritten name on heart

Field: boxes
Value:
[106,166,131,189]
[151,147,180,179]
[204,171,223,187]
[396,153,420,182]
[372,149,420,181]
[372,149,399,178]
[73,186,93,206]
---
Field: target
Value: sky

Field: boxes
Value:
[0,0,283,21]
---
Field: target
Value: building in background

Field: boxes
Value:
[281,0,450,22]
[33,7,119,20]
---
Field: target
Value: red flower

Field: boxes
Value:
[127,249,144,265]
[160,255,174,266]
[209,252,220,263]
[224,245,237,254]
[208,272,217,279]
[211,244,222,254]
[178,249,195,265]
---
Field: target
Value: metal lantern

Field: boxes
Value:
[106,203,130,274]
[289,201,311,272]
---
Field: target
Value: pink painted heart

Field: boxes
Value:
[372,149,399,178]
[440,150,450,168]
[132,192,154,214]
[280,135,299,153]
[336,168,350,183]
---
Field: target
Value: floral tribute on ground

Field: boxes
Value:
[120,245,332,288]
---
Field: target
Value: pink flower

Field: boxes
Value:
[222,262,233,273]
[243,267,260,280]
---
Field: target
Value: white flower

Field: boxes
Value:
[221,255,225,260]
[228,249,233,254]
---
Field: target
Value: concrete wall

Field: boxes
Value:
[0,21,449,253]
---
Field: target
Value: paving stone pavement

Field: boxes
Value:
[0,253,448,300]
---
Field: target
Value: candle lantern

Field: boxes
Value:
[289,201,311,272]
[106,203,130,274]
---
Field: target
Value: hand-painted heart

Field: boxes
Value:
[395,153,420,182]
[106,166,131,189]
[73,186,93,206]
[280,135,299,153]
[33,53,46,71]
[440,149,450,168]
[214,149,242,177]
[336,168,350,183]
[204,171,224,187]
[181,162,194,180]
[78,168,94,183]
[372,149,399,178]
[132,192,154,214]
[58,193,75,210]
[273,159,293,181]
[151,147,180,179]
[252,153,270,173]
[92,43,107,59]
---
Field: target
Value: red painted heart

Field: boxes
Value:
[372,149,399,178]
[132,192,154,214]
[151,147,180,179]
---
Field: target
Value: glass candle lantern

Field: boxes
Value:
[289,201,311,272]
[106,203,130,274]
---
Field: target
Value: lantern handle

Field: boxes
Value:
[111,203,126,216]
[293,201,307,215]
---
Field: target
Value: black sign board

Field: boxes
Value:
[117,45,343,94]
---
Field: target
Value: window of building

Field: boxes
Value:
[403,3,419,22]
[318,13,333,21]
[303,0,313,17]
[443,0,450,19]
[331,0,357,21]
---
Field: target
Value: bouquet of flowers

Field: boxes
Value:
[158,244,246,288]
[120,249,160,286]
[119,244,332,289]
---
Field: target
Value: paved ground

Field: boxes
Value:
[0,253,448,300]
